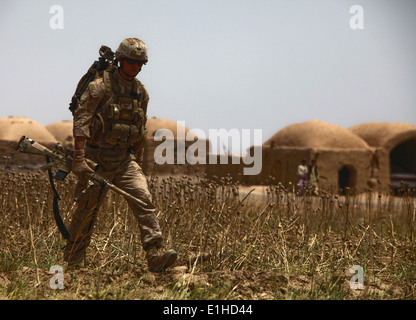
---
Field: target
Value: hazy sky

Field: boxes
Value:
[0,0,415,153]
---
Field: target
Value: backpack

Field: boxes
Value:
[69,45,117,115]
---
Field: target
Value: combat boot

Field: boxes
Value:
[145,245,177,273]
[63,240,87,269]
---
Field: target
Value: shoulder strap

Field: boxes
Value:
[102,69,115,103]
[130,79,141,99]
[46,155,70,240]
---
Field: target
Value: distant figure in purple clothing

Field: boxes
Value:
[297,159,308,195]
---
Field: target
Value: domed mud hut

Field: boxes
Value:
[143,117,209,176]
[207,120,377,194]
[258,120,374,193]
[350,122,416,192]
[46,120,74,150]
[0,117,58,168]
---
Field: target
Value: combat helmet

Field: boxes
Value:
[115,38,148,64]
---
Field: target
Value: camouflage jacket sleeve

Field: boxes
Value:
[139,82,150,120]
[134,82,149,166]
[73,78,106,138]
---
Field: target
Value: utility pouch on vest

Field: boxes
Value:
[118,97,136,120]
[108,123,131,143]
[127,124,140,145]
[106,104,120,120]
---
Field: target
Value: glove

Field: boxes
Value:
[72,149,94,178]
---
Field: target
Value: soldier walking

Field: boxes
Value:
[65,38,177,272]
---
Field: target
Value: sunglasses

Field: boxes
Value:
[124,58,144,66]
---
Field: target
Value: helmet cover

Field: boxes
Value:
[115,38,148,63]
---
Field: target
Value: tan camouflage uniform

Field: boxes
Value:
[64,51,164,266]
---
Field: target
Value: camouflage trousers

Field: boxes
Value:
[63,146,163,265]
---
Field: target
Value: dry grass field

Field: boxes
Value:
[0,168,415,300]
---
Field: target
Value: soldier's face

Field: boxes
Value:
[120,58,142,80]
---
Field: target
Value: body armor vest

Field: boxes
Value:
[89,69,147,151]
